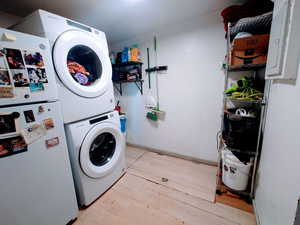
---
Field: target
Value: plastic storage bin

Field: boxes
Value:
[222,149,252,191]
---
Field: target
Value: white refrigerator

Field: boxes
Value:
[0,28,78,225]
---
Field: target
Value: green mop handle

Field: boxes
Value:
[154,36,160,110]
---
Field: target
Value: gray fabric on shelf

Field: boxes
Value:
[230,12,273,40]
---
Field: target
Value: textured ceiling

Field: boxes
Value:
[0,0,242,43]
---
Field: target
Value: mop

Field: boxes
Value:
[146,36,165,121]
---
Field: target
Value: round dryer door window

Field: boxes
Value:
[80,123,123,178]
[53,30,112,98]
[67,45,102,86]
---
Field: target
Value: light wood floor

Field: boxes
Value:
[126,146,217,202]
[73,146,257,225]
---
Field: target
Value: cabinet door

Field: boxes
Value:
[266,0,300,80]
[266,0,290,78]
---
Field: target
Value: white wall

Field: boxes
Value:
[254,69,300,225]
[0,11,21,28]
[111,13,225,162]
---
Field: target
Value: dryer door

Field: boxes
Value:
[52,30,112,98]
[79,122,122,178]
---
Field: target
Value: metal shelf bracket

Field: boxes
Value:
[113,80,143,96]
[134,81,143,95]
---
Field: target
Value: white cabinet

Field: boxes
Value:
[266,0,300,80]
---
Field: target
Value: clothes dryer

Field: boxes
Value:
[13,10,115,123]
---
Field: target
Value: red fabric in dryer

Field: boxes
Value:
[67,61,90,75]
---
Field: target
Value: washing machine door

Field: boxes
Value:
[79,122,123,178]
[52,30,112,98]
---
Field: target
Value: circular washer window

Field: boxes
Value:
[80,123,122,178]
[67,45,103,86]
[89,132,116,166]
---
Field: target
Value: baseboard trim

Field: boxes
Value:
[252,199,261,225]
[127,143,218,167]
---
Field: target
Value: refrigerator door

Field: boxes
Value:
[0,101,78,225]
[0,28,58,106]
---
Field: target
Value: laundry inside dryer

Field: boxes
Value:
[67,45,102,86]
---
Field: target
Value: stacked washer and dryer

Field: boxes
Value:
[13,10,126,207]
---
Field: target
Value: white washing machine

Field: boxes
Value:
[65,111,126,206]
[12,10,115,124]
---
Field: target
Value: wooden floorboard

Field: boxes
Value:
[127,150,217,202]
[73,146,256,225]
[216,192,254,214]
[125,146,147,168]
[117,173,256,225]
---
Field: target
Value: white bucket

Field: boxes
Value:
[222,149,253,191]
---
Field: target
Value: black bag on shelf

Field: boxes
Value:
[223,109,260,153]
